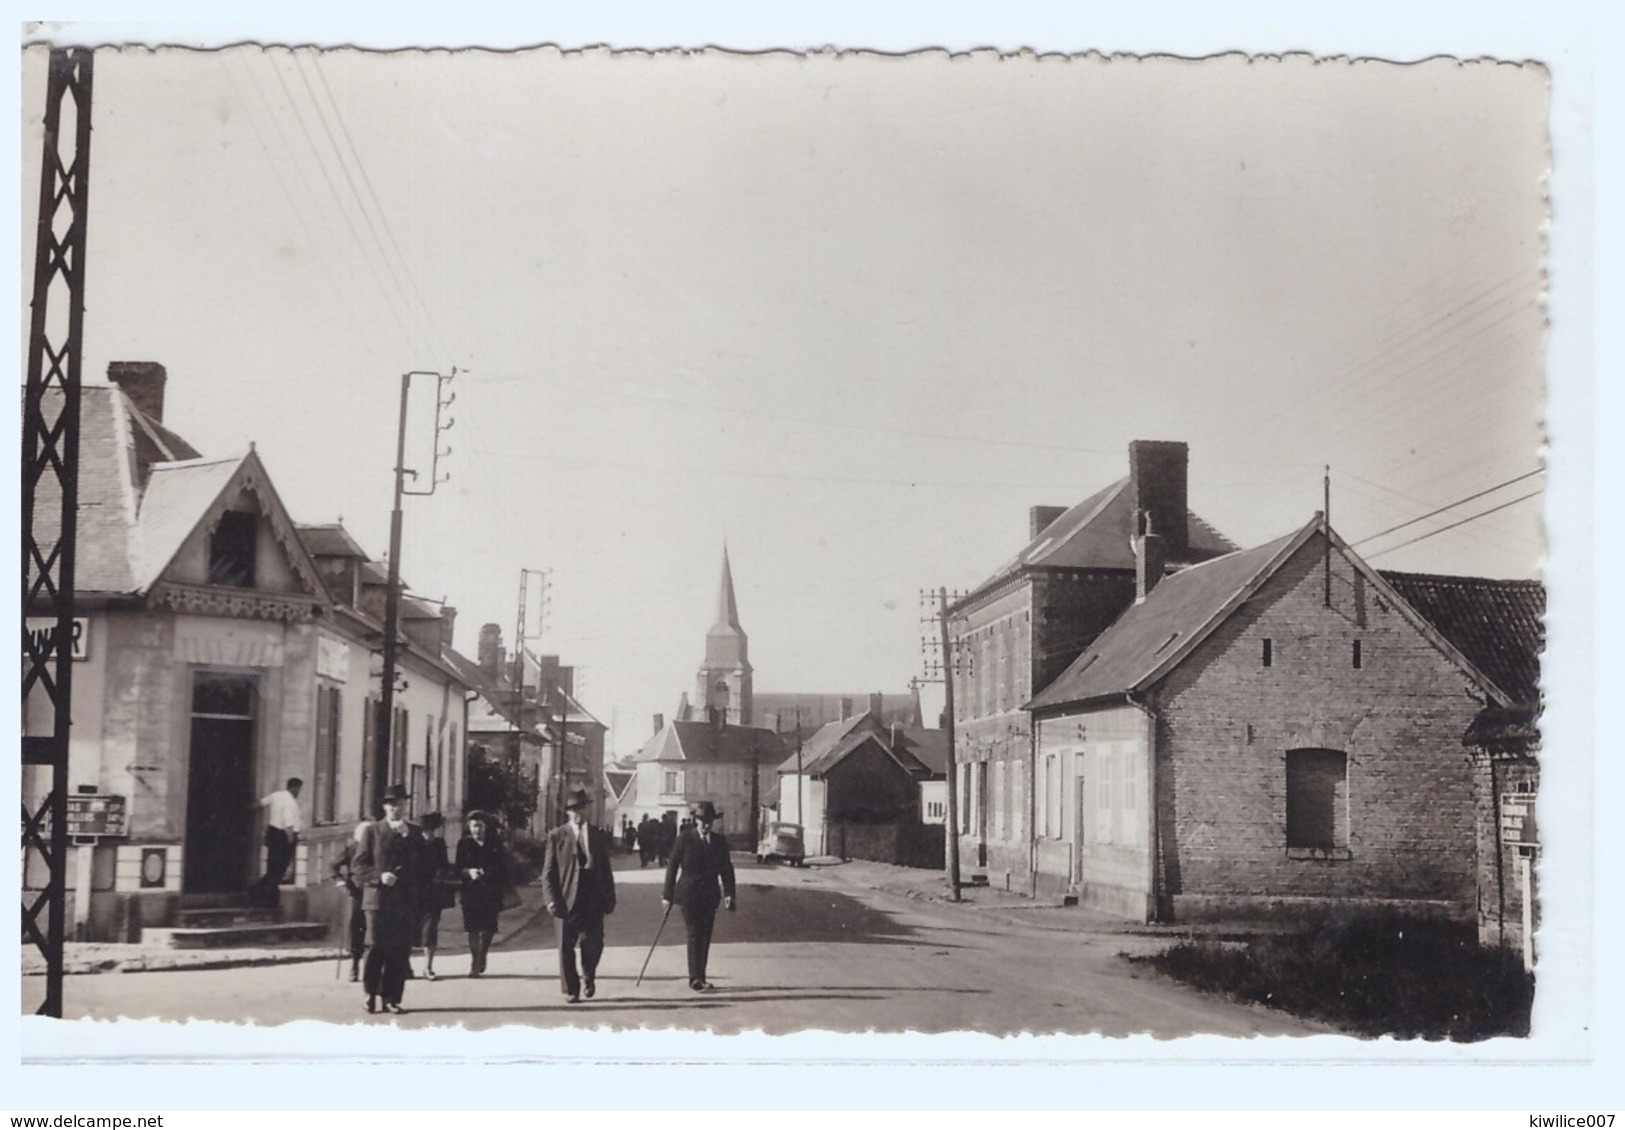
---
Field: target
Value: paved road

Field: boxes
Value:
[22,856,1328,1038]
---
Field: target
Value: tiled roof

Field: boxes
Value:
[1028,520,1523,714]
[32,386,138,594]
[554,688,606,730]
[298,523,369,559]
[635,720,784,765]
[895,727,949,776]
[772,712,939,778]
[1027,529,1301,710]
[967,477,1236,601]
[1381,572,1544,707]
[773,712,874,774]
[128,456,244,588]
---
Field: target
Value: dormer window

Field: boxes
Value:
[209,510,257,588]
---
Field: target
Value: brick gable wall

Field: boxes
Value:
[1151,536,1483,920]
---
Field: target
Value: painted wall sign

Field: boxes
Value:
[59,794,128,838]
[24,616,88,661]
[316,632,349,681]
[1500,793,1539,846]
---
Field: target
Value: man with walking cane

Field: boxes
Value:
[662,800,736,992]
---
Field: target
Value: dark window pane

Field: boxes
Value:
[192,672,255,717]
[1286,747,1346,849]
[209,510,257,588]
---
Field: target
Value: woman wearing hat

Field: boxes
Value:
[455,809,508,977]
[661,799,736,992]
[416,812,456,980]
[353,783,426,1015]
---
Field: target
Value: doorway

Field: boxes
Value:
[184,671,258,894]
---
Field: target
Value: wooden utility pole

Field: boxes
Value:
[938,588,963,902]
[374,369,455,815]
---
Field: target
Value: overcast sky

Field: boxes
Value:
[19,42,1550,756]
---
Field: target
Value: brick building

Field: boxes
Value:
[944,440,1235,890]
[1384,573,1545,962]
[1024,514,1521,922]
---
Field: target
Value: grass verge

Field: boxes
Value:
[1130,912,1534,1041]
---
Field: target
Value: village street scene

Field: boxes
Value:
[19,35,1567,1066]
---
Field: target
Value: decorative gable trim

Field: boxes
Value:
[151,581,319,623]
[143,449,332,609]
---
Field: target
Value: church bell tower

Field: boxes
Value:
[696,545,753,725]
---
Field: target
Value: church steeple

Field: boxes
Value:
[697,544,752,725]
[711,543,743,635]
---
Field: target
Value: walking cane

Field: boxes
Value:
[635,902,673,987]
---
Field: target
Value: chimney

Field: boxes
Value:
[538,655,562,704]
[439,605,457,653]
[1135,510,1169,601]
[1029,505,1068,540]
[653,713,664,734]
[477,623,502,679]
[869,691,884,719]
[108,362,168,423]
[1128,440,1189,558]
[840,697,853,722]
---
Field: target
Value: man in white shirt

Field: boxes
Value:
[249,777,303,906]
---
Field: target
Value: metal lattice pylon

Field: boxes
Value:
[22,47,94,1019]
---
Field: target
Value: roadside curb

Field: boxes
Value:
[813,861,1279,947]
[24,881,555,977]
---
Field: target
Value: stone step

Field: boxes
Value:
[143,921,329,950]
[177,907,283,928]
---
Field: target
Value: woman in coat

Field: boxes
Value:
[455,810,509,977]
[417,812,457,980]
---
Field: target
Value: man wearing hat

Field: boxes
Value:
[353,783,426,1015]
[542,788,617,1003]
[662,799,736,992]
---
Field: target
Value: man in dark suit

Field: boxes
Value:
[662,799,736,991]
[542,788,617,1003]
[353,783,426,1016]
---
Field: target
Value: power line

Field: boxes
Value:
[307,53,453,367]
[1361,491,1543,561]
[1349,468,1544,548]
[263,48,423,362]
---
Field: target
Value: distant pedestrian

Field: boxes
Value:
[622,817,636,853]
[657,813,677,867]
[662,800,736,992]
[542,788,617,1003]
[329,820,370,982]
[353,783,426,1015]
[455,810,508,977]
[249,777,303,907]
[637,816,655,867]
[417,812,456,980]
